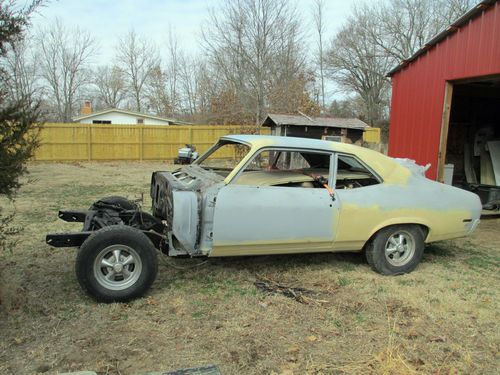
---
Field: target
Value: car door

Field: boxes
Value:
[210,148,340,256]
[331,153,385,251]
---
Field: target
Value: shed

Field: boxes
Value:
[73,107,188,126]
[388,0,500,197]
[262,113,370,145]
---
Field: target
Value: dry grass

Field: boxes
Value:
[0,162,498,375]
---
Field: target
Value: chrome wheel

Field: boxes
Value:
[384,231,415,267]
[93,244,142,291]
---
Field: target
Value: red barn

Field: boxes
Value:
[388,0,500,197]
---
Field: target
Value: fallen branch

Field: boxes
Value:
[254,278,328,305]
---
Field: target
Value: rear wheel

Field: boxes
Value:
[365,225,424,275]
[75,225,158,302]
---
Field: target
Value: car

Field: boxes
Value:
[46,135,482,302]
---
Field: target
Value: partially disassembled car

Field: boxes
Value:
[47,135,482,302]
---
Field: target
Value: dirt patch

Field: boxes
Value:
[0,162,499,374]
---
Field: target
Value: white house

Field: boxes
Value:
[73,106,188,126]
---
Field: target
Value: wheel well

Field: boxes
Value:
[364,223,430,249]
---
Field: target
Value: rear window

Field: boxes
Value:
[335,154,380,189]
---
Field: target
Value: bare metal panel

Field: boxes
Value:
[211,185,339,255]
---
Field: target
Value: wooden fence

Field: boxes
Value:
[33,123,380,162]
[33,123,268,161]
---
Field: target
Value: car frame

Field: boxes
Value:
[46,135,482,302]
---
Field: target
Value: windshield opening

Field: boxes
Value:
[195,140,251,177]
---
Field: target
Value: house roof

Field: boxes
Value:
[73,108,190,124]
[388,0,498,76]
[262,113,369,130]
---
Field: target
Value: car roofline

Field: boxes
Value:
[219,135,412,186]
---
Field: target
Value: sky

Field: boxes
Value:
[30,0,365,63]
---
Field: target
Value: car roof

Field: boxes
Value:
[220,134,412,184]
[221,134,360,152]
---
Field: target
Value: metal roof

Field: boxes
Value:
[262,113,369,130]
[388,0,498,77]
[73,108,191,124]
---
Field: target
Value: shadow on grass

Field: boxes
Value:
[424,243,456,258]
[158,251,368,291]
[206,251,366,272]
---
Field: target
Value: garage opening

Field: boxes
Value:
[440,75,500,209]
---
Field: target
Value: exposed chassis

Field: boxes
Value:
[46,200,167,252]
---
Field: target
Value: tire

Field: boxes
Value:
[365,225,424,275]
[90,196,137,210]
[75,225,158,303]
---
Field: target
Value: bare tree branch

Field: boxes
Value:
[93,65,126,109]
[116,29,159,112]
[37,19,97,121]
[202,0,306,126]
[312,0,326,110]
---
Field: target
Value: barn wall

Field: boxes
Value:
[388,1,500,180]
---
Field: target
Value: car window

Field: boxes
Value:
[335,154,380,189]
[195,140,250,177]
[234,149,332,188]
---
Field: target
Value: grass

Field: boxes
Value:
[0,161,499,375]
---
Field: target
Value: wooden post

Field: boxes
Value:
[437,82,453,182]
[139,125,144,161]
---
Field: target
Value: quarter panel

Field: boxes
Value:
[334,177,481,249]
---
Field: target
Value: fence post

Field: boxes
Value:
[189,126,193,145]
[87,124,91,161]
[139,125,144,161]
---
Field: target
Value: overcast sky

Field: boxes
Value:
[31,0,365,62]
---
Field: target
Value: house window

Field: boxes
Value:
[137,118,144,124]
[92,120,111,124]
[322,135,343,142]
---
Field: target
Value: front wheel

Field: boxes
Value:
[365,225,425,275]
[75,225,158,302]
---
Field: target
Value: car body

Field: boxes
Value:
[152,135,481,255]
[47,135,482,302]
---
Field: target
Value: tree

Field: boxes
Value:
[202,0,305,126]
[116,29,159,112]
[325,0,474,125]
[366,0,478,63]
[178,54,200,117]
[328,98,361,119]
[144,64,171,117]
[189,60,226,122]
[166,28,179,115]
[326,7,392,125]
[38,19,97,122]
[3,35,41,108]
[268,71,320,116]
[93,65,126,109]
[312,0,326,110]
[0,0,43,251]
